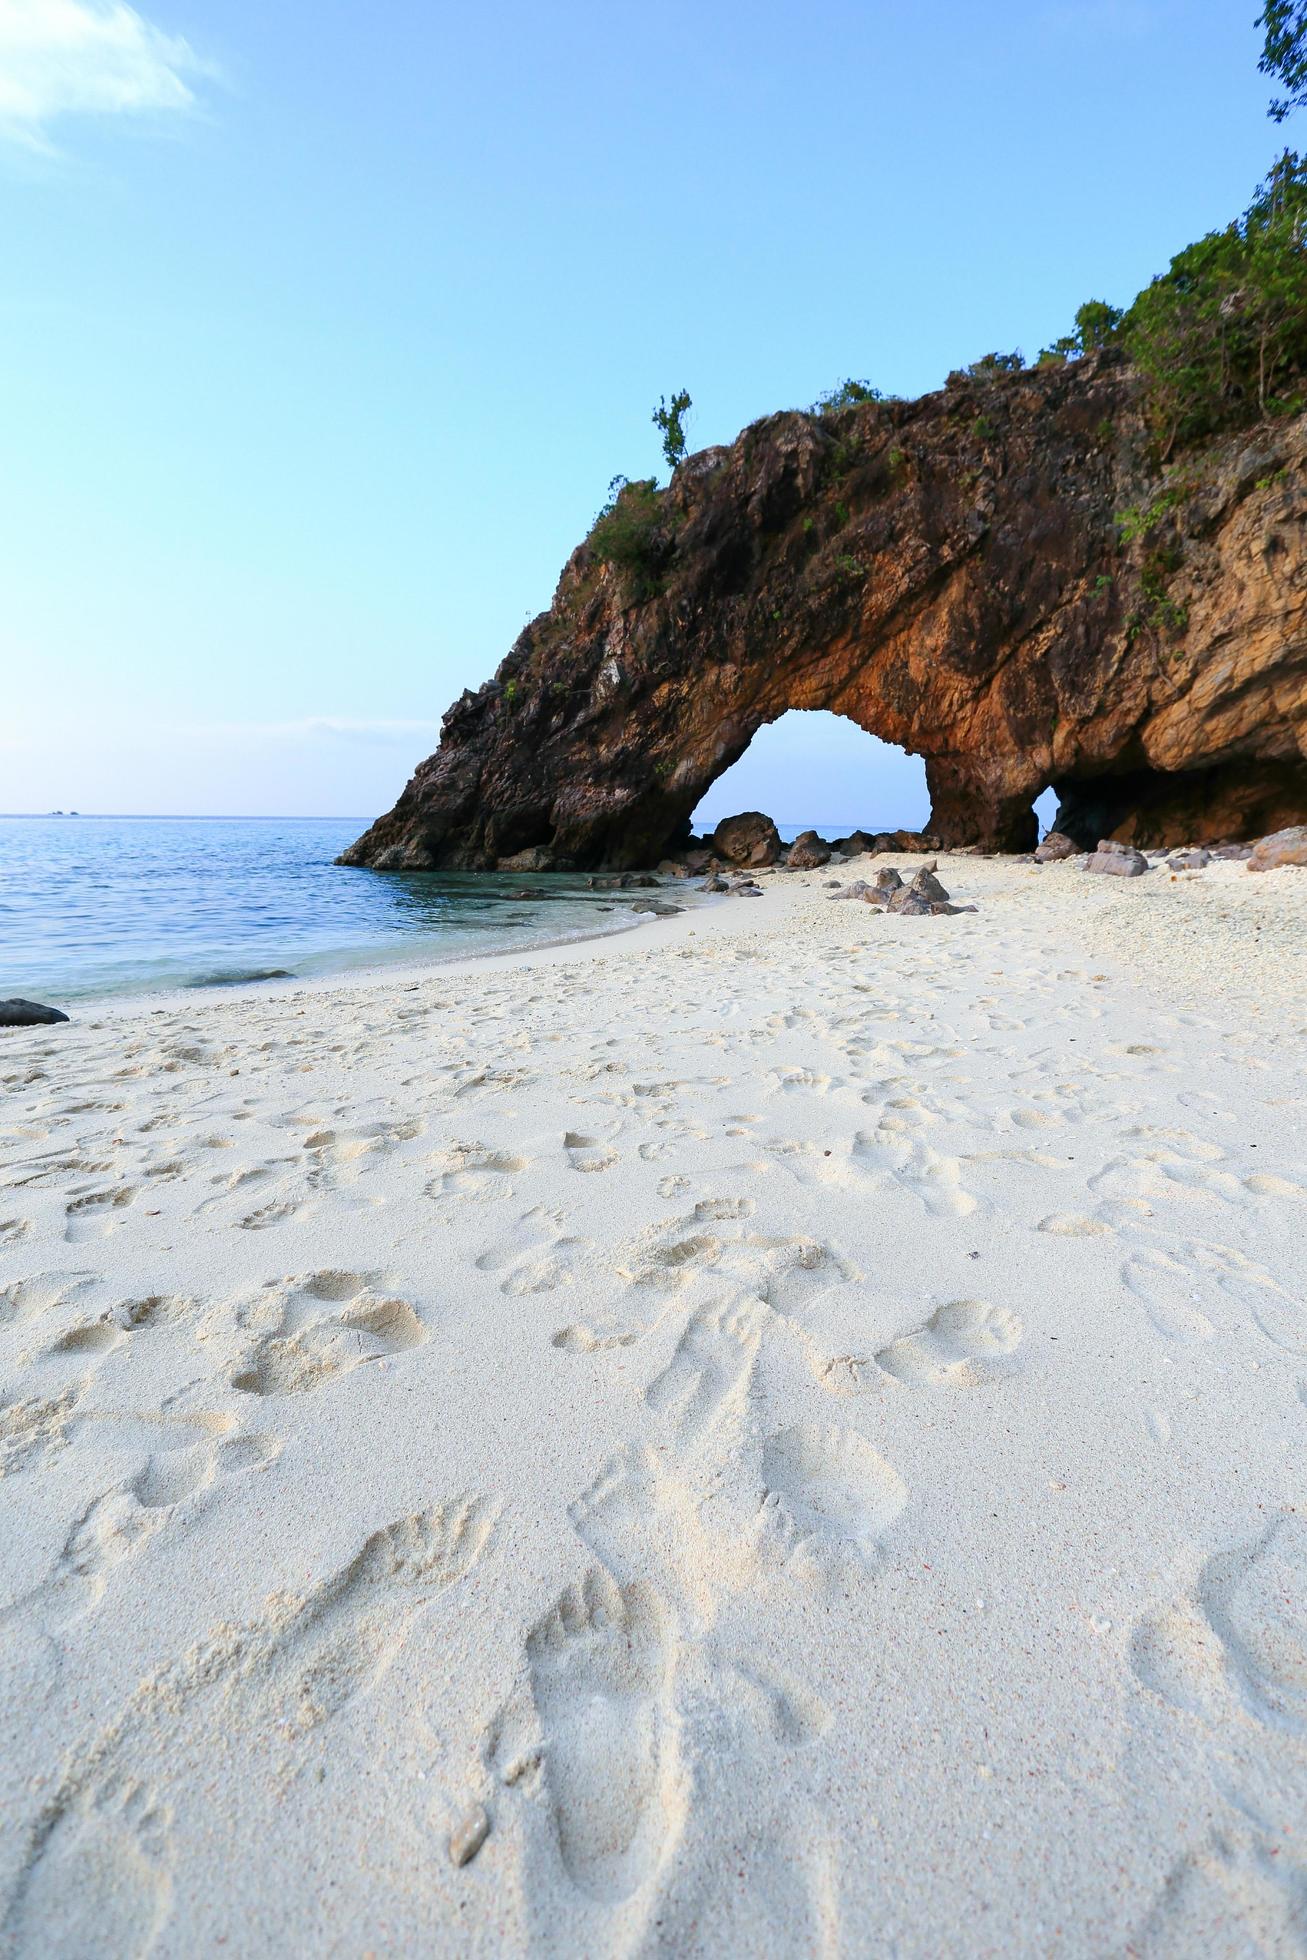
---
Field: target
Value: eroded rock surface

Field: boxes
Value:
[342,357,1307,870]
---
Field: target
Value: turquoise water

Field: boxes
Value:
[0,816,685,1005]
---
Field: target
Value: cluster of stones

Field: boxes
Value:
[1034,823,1307,878]
[825,864,977,917]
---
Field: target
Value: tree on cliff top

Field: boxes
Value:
[652,391,692,472]
[1260,1,1307,120]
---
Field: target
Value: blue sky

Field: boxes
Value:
[0,0,1283,824]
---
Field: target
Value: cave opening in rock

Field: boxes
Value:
[691,711,929,840]
[1032,787,1058,838]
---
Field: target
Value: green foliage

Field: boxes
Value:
[1114,483,1194,545]
[652,390,692,472]
[1039,301,1123,364]
[503,678,520,708]
[1260,1,1307,120]
[965,350,1024,381]
[588,476,669,600]
[972,413,997,442]
[833,500,850,528]
[1121,150,1307,451]
[1114,486,1192,642]
[887,445,907,472]
[812,378,884,414]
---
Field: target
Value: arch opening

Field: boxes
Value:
[1032,787,1059,839]
[691,711,929,840]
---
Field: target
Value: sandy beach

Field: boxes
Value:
[1,850,1304,1957]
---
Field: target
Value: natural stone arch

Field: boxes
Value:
[692,709,929,834]
[340,360,1307,871]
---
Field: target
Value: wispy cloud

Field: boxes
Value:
[0,0,211,149]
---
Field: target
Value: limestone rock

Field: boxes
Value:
[497,846,557,872]
[712,812,782,868]
[1035,831,1079,863]
[1246,825,1307,871]
[340,368,1307,870]
[1084,839,1149,877]
[787,830,831,870]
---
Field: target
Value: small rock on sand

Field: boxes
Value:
[1084,840,1148,878]
[449,1804,490,1868]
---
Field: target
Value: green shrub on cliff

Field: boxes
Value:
[588,475,669,599]
[1122,150,1307,452]
[812,378,885,414]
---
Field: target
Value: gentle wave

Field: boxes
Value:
[0,815,699,1004]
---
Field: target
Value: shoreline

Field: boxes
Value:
[43,847,1307,1032]
[1,851,1304,1953]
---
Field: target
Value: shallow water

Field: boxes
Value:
[0,815,688,1003]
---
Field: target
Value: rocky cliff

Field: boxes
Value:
[340,354,1307,868]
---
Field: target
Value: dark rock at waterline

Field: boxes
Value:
[0,999,70,1026]
[184,969,295,989]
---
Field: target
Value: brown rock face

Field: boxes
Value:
[341,355,1307,870]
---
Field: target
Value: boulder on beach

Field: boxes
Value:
[1034,831,1079,863]
[1084,839,1149,877]
[0,999,70,1027]
[712,812,782,868]
[787,830,831,870]
[1246,826,1307,872]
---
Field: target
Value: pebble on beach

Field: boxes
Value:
[449,1804,490,1868]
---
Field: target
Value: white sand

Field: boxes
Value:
[0,853,1304,1957]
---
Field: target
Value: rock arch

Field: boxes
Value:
[340,359,1307,871]
[692,709,928,834]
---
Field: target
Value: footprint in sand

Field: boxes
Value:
[1130,1519,1307,1734]
[758,1424,906,1573]
[6,1775,172,1959]
[64,1185,138,1243]
[261,1498,497,1731]
[875,1299,1023,1386]
[0,1271,97,1331]
[525,1571,674,1902]
[563,1132,618,1174]
[230,1271,428,1396]
[1202,1519,1307,1732]
[1038,1213,1114,1237]
[2,1427,280,1634]
[1122,1251,1216,1343]
[425,1143,525,1204]
[237,1198,303,1232]
[475,1208,590,1295]
[1134,1830,1307,1958]
[645,1300,763,1445]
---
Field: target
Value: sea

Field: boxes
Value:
[0,814,722,1006]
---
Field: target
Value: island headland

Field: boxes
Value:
[340,354,1306,872]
